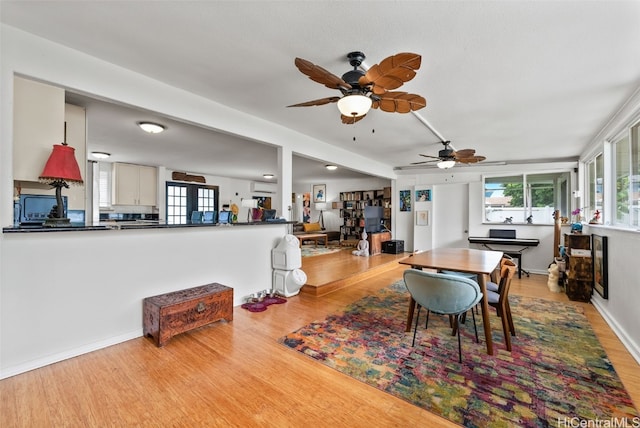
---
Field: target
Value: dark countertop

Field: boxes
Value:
[2,220,294,233]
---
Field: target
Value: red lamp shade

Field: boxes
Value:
[39,144,83,184]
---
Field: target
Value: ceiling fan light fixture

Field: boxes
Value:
[91,151,111,159]
[337,94,372,118]
[137,121,166,134]
[437,160,456,169]
[325,164,338,170]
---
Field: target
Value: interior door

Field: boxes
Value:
[433,183,469,248]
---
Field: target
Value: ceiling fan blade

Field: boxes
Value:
[372,92,426,113]
[457,156,486,164]
[341,114,366,124]
[410,159,439,165]
[287,96,341,107]
[418,153,441,160]
[454,149,476,158]
[294,58,351,90]
[359,53,421,95]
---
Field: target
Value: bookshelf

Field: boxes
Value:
[339,187,391,241]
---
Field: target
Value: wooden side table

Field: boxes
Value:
[143,283,233,346]
[367,231,391,255]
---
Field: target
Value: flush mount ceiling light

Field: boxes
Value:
[325,165,338,170]
[91,151,111,159]
[437,160,456,169]
[137,121,166,134]
[263,173,275,179]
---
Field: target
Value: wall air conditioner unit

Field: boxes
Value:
[251,181,277,194]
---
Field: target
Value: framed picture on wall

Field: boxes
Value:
[303,192,311,223]
[399,190,411,212]
[415,189,431,202]
[416,210,429,226]
[592,234,608,299]
[313,184,326,203]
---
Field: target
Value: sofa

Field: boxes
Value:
[292,222,340,244]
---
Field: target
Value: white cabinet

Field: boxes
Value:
[137,165,158,206]
[13,76,87,210]
[13,76,65,182]
[112,163,157,206]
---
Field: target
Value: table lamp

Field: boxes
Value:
[242,198,258,222]
[38,142,83,227]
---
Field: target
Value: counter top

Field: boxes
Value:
[3,220,294,233]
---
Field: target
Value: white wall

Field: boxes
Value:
[0,224,286,379]
[586,226,640,364]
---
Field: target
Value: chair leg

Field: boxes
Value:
[471,308,479,343]
[449,309,475,336]
[412,306,422,347]
[456,313,463,363]
[505,300,516,336]
[500,303,512,351]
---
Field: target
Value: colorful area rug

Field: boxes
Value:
[279,281,638,427]
[300,244,343,258]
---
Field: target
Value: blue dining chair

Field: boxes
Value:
[403,269,484,363]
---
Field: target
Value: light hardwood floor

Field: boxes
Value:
[1,249,638,427]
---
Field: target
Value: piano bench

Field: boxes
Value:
[503,251,525,278]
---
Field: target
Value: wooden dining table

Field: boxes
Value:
[398,248,503,355]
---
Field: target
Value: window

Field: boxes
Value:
[484,175,524,223]
[98,162,112,208]
[483,172,570,224]
[586,153,604,223]
[613,122,640,227]
[166,182,218,225]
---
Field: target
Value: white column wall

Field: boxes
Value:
[0,224,286,379]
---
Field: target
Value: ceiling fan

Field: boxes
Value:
[287,51,426,124]
[411,141,486,169]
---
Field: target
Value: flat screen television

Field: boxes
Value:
[262,209,277,221]
[364,205,384,233]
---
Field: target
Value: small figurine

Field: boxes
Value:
[352,230,369,257]
[589,210,601,224]
[503,217,513,224]
[526,215,533,224]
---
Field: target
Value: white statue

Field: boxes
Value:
[352,230,369,257]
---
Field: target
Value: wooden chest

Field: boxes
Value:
[143,283,233,347]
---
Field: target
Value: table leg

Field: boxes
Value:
[478,274,494,355]
[405,264,422,332]
[405,296,416,332]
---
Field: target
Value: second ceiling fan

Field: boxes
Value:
[412,141,486,169]
[287,51,426,124]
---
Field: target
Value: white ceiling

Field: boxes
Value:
[2,1,640,183]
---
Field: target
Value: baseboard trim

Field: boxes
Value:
[0,329,143,380]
